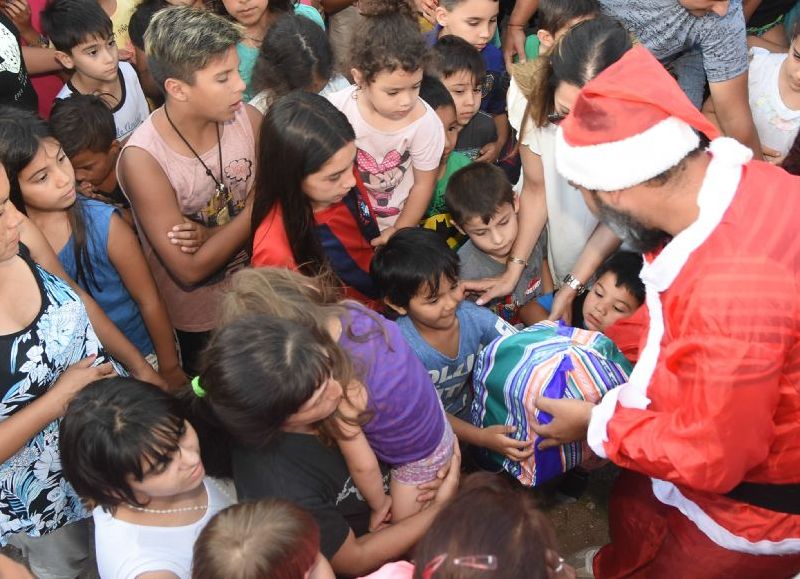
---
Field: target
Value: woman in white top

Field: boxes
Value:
[60,377,234,579]
[467,17,632,322]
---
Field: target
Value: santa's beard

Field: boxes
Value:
[591,191,671,254]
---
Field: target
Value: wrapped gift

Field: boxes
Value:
[471,320,633,486]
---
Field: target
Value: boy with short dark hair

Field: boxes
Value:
[427,36,498,164]
[49,94,131,221]
[426,0,509,164]
[371,227,532,464]
[418,74,469,248]
[41,0,149,141]
[446,162,551,326]
[534,0,600,55]
[574,251,645,332]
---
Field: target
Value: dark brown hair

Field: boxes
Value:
[522,16,631,131]
[413,473,557,579]
[445,162,514,226]
[349,1,425,83]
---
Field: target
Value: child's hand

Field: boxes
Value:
[762,145,786,165]
[369,494,393,532]
[547,285,578,325]
[167,218,209,254]
[78,180,96,197]
[413,0,437,24]
[47,356,116,417]
[159,364,188,392]
[462,270,520,306]
[480,425,534,462]
[476,140,502,164]
[1,0,34,37]
[370,226,396,248]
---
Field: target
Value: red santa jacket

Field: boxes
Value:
[587,139,800,555]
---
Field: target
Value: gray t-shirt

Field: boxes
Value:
[599,0,748,84]
[458,231,548,325]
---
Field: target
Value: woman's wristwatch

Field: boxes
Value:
[562,273,587,294]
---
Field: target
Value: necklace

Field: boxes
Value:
[122,479,235,516]
[164,105,228,198]
[125,503,208,515]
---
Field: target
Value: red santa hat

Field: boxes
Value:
[555,45,721,191]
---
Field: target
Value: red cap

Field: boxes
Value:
[555,45,721,191]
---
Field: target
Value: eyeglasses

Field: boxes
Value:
[422,554,498,578]
[547,111,568,125]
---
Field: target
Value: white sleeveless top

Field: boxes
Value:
[93,478,234,579]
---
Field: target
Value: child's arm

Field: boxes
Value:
[371,167,438,246]
[334,382,391,530]
[329,447,461,577]
[107,213,185,390]
[448,414,534,461]
[18,215,164,387]
[118,147,252,287]
[0,357,114,464]
[464,146,548,304]
[477,113,510,164]
[336,422,392,529]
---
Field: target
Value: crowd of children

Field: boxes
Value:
[0,0,799,576]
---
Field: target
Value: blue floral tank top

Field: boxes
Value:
[0,243,115,545]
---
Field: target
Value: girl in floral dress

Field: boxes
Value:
[0,164,118,577]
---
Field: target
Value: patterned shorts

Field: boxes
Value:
[391,418,455,486]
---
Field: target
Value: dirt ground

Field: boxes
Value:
[532,464,616,554]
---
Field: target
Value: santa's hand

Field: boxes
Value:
[531,397,593,450]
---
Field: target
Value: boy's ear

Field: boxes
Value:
[383,297,407,317]
[537,29,555,51]
[54,50,75,71]
[434,5,449,27]
[164,78,190,102]
[108,140,121,157]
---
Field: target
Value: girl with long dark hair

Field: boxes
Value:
[0,105,184,388]
[250,91,381,305]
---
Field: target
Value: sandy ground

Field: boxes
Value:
[538,464,616,554]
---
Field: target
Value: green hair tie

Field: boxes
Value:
[191,376,206,398]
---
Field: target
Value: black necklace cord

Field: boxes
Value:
[164,105,227,195]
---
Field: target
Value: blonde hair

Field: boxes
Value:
[145,6,242,91]
[219,267,345,329]
[192,499,319,579]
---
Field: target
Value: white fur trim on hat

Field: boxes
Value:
[555,117,700,191]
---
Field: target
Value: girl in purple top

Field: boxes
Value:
[201,267,454,531]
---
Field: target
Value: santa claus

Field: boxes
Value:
[532,45,800,578]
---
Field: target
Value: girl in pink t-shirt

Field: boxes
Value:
[327,0,444,243]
